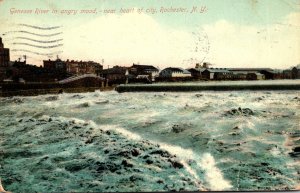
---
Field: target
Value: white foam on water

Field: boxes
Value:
[198,153,232,191]
[270,146,281,156]
[93,90,101,96]
[67,117,87,125]
[239,118,256,131]
[100,125,233,191]
[98,125,204,188]
[180,160,205,190]
[25,114,235,192]
[180,161,198,180]
[158,144,205,190]
[86,120,99,129]
[247,119,257,130]
[121,111,161,124]
[103,126,232,191]
[2,89,300,192]
[159,143,194,160]
[113,126,142,141]
[39,115,51,121]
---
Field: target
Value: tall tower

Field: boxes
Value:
[0,37,4,48]
[0,37,10,67]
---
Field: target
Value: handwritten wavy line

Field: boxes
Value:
[19,24,62,30]
[11,49,63,56]
[6,37,63,44]
[12,42,63,49]
[2,31,63,37]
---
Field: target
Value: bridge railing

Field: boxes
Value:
[58,74,104,84]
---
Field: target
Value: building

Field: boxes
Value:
[65,60,102,75]
[232,73,247,80]
[99,66,129,80]
[283,69,292,79]
[282,65,300,79]
[202,68,233,80]
[260,69,277,79]
[226,68,284,80]
[187,68,206,79]
[227,68,273,74]
[4,62,69,83]
[43,59,102,75]
[159,67,191,78]
[271,69,284,79]
[43,59,66,71]
[129,64,159,81]
[246,73,265,80]
[292,66,300,79]
[0,37,10,67]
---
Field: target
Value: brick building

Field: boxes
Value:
[66,60,102,75]
[43,59,103,75]
[43,59,66,71]
[0,37,10,67]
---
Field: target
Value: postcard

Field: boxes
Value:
[0,0,299,192]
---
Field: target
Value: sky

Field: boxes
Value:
[0,0,299,69]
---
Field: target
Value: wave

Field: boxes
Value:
[0,114,208,192]
[198,153,232,190]
[108,125,231,191]
[1,91,299,191]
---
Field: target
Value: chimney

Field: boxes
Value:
[0,37,4,48]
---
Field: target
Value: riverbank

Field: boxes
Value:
[116,80,300,92]
[0,74,114,97]
[2,80,300,97]
[0,83,115,97]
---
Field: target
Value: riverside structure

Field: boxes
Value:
[116,80,300,92]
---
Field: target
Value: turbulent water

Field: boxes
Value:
[0,88,299,192]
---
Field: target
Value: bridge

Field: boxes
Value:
[58,74,104,84]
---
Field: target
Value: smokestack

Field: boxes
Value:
[0,37,4,48]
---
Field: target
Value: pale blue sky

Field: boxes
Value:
[0,0,299,68]
[1,0,298,28]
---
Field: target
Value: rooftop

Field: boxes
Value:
[163,67,191,74]
[227,68,273,71]
[132,64,159,71]
[100,66,128,74]
[205,68,231,73]
[188,68,207,72]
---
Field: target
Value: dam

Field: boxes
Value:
[116,80,300,92]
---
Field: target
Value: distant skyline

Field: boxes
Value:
[0,0,299,69]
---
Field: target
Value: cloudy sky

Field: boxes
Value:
[0,0,299,69]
